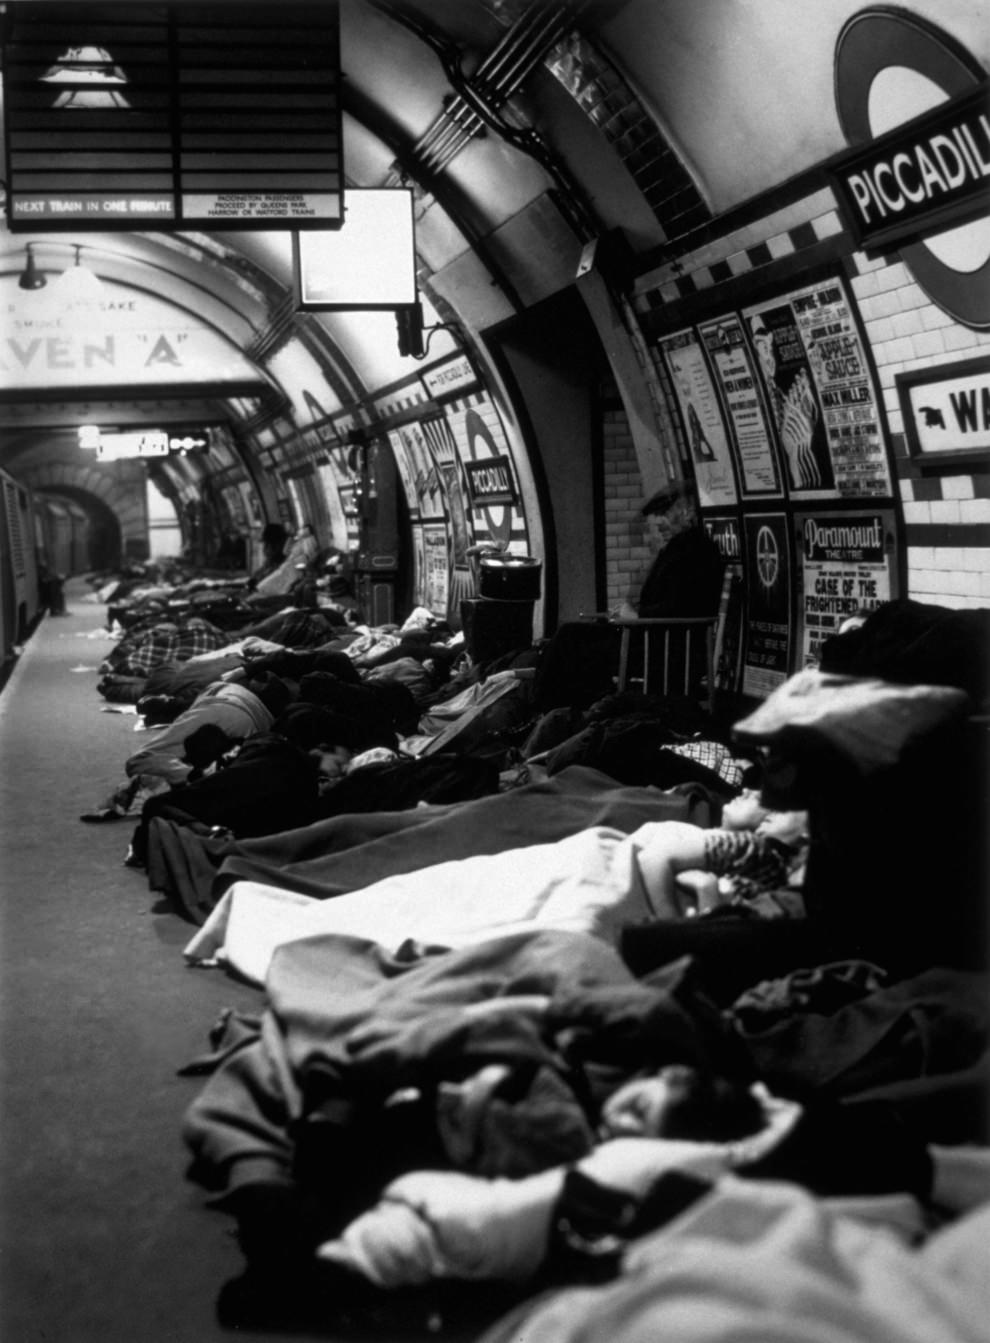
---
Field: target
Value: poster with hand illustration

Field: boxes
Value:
[744,302,835,495]
[745,278,892,498]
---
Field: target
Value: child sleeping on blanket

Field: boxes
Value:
[664,789,809,921]
[185,807,809,985]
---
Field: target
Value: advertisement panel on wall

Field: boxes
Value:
[704,514,746,695]
[238,480,262,528]
[316,462,351,549]
[422,524,450,615]
[221,484,247,533]
[0,283,263,392]
[389,422,445,521]
[741,513,792,698]
[411,527,426,609]
[795,510,897,667]
[420,417,472,577]
[285,475,309,530]
[744,276,892,499]
[388,428,420,521]
[658,330,739,507]
[336,486,361,545]
[698,318,783,497]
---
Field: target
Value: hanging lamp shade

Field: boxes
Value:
[52,246,104,301]
[40,46,130,109]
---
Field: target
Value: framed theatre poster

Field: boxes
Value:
[795,509,898,668]
[744,276,893,500]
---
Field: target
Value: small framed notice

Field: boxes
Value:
[896,356,990,466]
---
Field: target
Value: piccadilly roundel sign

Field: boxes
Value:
[829,85,988,252]
[831,8,990,328]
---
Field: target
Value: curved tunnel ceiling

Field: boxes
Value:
[1,0,988,518]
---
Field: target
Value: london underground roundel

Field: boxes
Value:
[834,8,990,328]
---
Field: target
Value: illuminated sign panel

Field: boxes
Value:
[97,430,169,461]
[3,2,342,231]
[293,190,417,310]
[80,426,211,459]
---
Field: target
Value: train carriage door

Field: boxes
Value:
[3,478,38,642]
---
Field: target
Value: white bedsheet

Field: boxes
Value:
[184,821,674,986]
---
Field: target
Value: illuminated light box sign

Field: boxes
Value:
[96,430,169,460]
[828,84,990,252]
[80,425,210,459]
[3,2,342,230]
[293,190,417,310]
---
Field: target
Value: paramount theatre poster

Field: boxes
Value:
[795,509,898,667]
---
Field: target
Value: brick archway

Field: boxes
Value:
[16,451,147,566]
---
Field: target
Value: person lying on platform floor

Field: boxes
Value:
[184,801,810,987]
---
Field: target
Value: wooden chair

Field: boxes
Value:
[613,613,718,710]
[593,570,733,713]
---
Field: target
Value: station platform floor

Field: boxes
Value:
[0,580,372,1343]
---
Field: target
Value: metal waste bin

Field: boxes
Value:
[477,554,542,601]
[462,552,541,662]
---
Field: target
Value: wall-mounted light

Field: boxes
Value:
[18,243,46,291]
[14,243,104,300]
[40,45,131,110]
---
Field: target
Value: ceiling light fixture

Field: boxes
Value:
[51,244,104,300]
[18,243,47,291]
[40,45,131,109]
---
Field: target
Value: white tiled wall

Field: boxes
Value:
[603,408,650,611]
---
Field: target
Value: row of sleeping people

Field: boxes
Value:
[82,589,990,1338]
